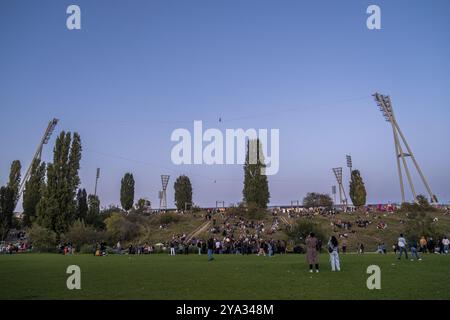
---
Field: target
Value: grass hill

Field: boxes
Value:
[140,209,450,252]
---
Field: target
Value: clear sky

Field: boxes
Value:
[1,0,449,208]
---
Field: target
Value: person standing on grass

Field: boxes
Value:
[306,232,319,273]
[341,238,347,254]
[409,238,422,261]
[170,240,176,256]
[328,236,340,272]
[197,240,202,255]
[207,237,215,261]
[442,236,449,255]
[419,236,427,253]
[397,233,408,260]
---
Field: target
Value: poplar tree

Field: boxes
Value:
[22,159,46,227]
[37,132,82,234]
[7,160,21,208]
[120,173,135,212]
[174,175,193,210]
[75,188,88,221]
[349,170,367,207]
[243,139,270,209]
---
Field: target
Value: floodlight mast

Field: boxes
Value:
[332,167,348,208]
[160,175,170,210]
[373,93,437,204]
[18,118,59,198]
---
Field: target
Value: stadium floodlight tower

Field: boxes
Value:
[373,93,438,204]
[18,118,59,198]
[332,167,347,208]
[159,175,170,210]
[346,155,353,177]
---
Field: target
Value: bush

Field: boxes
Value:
[159,213,181,225]
[80,243,96,254]
[285,220,327,245]
[105,212,141,243]
[63,220,102,251]
[27,224,57,252]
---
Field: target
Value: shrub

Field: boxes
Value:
[63,220,102,251]
[159,213,181,225]
[80,243,96,254]
[27,223,57,252]
[105,212,140,243]
[285,220,326,245]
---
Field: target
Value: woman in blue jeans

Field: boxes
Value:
[328,236,340,271]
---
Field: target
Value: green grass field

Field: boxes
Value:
[1,253,449,300]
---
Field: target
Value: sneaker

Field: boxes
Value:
[316,270,319,273]
[309,270,313,273]
[418,258,422,261]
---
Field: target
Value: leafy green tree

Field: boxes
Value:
[285,220,326,245]
[243,139,270,209]
[349,170,367,207]
[174,175,193,210]
[0,186,15,241]
[120,173,135,211]
[64,220,100,252]
[23,159,46,227]
[85,194,104,230]
[303,192,333,208]
[75,189,88,221]
[416,194,430,208]
[27,223,57,252]
[7,160,21,208]
[36,132,82,235]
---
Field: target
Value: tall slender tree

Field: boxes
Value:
[349,170,367,207]
[75,188,88,221]
[0,186,15,241]
[174,175,193,210]
[22,159,46,227]
[243,139,270,209]
[7,160,21,208]
[36,132,82,234]
[120,173,135,212]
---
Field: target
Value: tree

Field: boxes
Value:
[285,220,326,245]
[27,223,57,252]
[36,132,82,235]
[135,198,151,214]
[174,175,193,210]
[7,160,21,208]
[22,159,46,227]
[349,170,367,207]
[416,194,430,208]
[75,189,88,221]
[85,194,104,230]
[0,186,15,241]
[303,192,333,208]
[243,139,270,209]
[120,173,135,211]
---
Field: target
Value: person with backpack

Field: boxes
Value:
[328,236,341,271]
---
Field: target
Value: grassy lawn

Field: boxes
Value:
[1,253,449,300]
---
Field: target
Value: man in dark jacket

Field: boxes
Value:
[207,238,215,261]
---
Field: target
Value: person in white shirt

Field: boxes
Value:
[397,234,408,260]
[442,236,449,254]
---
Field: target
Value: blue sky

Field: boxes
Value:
[1,0,449,208]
